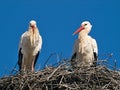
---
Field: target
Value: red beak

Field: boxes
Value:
[31,25,35,29]
[72,26,84,35]
[30,25,35,34]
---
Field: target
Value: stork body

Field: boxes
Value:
[18,20,42,72]
[71,21,98,68]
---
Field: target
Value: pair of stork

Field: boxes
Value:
[18,20,98,72]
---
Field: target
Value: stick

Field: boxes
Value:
[47,64,62,81]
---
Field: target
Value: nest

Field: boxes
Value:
[0,60,120,90]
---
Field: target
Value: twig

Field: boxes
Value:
[43,53,56,68]
[47,64,63,81]
[59,84,78,89]
[59,75,64,85]
[114,60,117,71]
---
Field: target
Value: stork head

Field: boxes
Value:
[73,21,92,35]
[29,20,37,29]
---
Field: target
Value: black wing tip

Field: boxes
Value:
[71,52,77,60]
[18,48,23,71]
[93,52,98,66]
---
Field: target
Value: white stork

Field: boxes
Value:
[71,21,98,68]
[18,20,42,72]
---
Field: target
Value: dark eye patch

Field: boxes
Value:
[84,24,87,26]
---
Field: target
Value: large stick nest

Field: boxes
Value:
[0,60,120,90]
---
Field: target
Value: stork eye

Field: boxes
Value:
[84,24,87,26]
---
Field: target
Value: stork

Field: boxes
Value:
[18,20,42,72]
[71,21,98,68]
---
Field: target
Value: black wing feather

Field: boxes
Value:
[71,52,77,60]
[18,48,23,71]
[93,52,98,66]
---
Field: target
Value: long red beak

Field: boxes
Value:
[31,25,35,29]
[72,26,84,35]
[30,25,35,34]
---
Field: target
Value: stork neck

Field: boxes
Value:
[32,29,35,34]
[78,32,88,40]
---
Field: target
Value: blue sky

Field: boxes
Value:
[0,0,119,77]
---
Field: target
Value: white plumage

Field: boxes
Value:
[18,20,42,72]
[71,21,98,67]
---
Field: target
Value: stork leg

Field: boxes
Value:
[32,60,34,72]
[31,51,40,72]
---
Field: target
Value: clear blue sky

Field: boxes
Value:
[0,0,119,77]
